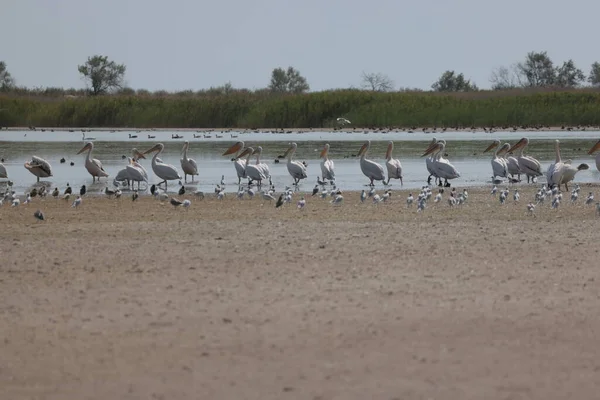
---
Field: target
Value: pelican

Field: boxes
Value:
[483,140,509,179]
[507,138,542,183]
[421,141,460,187]
[253,146,271,182]
[24,156,53,182]
[222,141,247,184]
[0,161,7,179]
[587,139,600,172]
[504,147,522,181]
[384,141,403,185]
[547,140,589,191]
[77,142,109,182]
[423,137,439,185]
[239,147,267,185]
[180,141,198,182]
[115,149,147,188]
[282,142,307,185]
[320,144,335,182]
[143,143,182,189]
[357,140,385,186]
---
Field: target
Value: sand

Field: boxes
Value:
[1,186,600,400]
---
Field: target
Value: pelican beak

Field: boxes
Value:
[357,143,368,157]
[422,141,438,154]
[142,144,160,155]
[76,143,90,155]
[588,140,600,155]
[319,147,328,158]
[483,142,498,153]
[238,148,252,158]
[421,143,439,157]
[223,142,243,156]
[507,138,525,153]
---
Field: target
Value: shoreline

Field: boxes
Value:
[2,126,600,134]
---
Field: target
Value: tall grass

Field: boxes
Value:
[1,88,599,128]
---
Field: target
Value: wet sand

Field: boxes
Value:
[1,186,600,400]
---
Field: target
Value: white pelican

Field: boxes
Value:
[0,161,7,179]
[507,137,542,183]
[504,147,522,181]
[282,142,308,185]
[180,141,198,182]
[587,139,600,172]
[421,140,460,187]
[357,140,385,186]
[253,146,271,183]
[143,143,182,189]
[114,149,148,188]
[77,141,109,182]
[423,137,439,185]
[222,141,247,184]
[384,141,403,185]
[483,140,509,179]
[320,144,335,183]
[239,147,267,185]
[24,156,53,182]
[547,140,588,191]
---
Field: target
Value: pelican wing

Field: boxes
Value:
[154,162,182,180]
[246,165,266,181]
[386,158,402,179]
[0,163,7,178]
[491,158,508,178]
[320,159,335,180]
[360,159,385,181]
[287,161,307,179]
[126,164,148,182]
[92,158,106,172]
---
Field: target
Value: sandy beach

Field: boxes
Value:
[1,186,600,399]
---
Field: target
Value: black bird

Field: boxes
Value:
[170,197,183,207]
[60,157,66,164]
[150,184,156,196]
[80,185,86,196]
[30,188,38,197]
[312,185,319,196]
[178,186,185,196]
[64,183,72,195]
[70,161,74,166]
[275,194,284,208]
[33,209,45,221]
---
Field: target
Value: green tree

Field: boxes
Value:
[431,70,478,92]
[516,51,556,87]
[268,67,309,94]
[589,62,600,86]
[77,55,126,95]
[555,59,585,87]
[360,71,394,92]
[0,61,15,90]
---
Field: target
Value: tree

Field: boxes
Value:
[555,59,585,87]
[489,65,523,90]
[268,67,309,94]
[0,61,15,90]
[431,70,478,92]
[77,55,126,95]
[589,62,600,86]
[360,71,394,92]
[516,51,556,87]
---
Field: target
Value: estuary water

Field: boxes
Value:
[0,129,599,195]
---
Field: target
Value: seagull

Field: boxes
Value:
[24,193,32,204]
[275,194,284,208]
[527,202,536,216]
[72,195,82,208]
[183,199,191,208]
[312,185,319,196]
[407,193,414,207]
[586,192,594,205]
[64,183,72,195]
[52,187,59,199]
[105,187,115,198]
[360,189,367,203]
[34,209,45,221]
[220,175,225,186]
[132,190,139,202]
[491,185,497,196]
[194,190,205,199]
[331,194,343,205]
[297,196,306,209]
[11,198,20,207]
[170,197,183,207]
[513,189,520,202]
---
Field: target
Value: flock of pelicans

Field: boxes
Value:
[1,136,600,221]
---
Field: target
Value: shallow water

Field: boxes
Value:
[1,130,599,195]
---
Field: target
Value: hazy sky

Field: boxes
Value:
[2,0,598,92]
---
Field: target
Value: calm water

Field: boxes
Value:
[1,130,599,195]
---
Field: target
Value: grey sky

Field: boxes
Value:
[3,0,598,92]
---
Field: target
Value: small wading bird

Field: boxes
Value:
[34,209,44,221]
[77,141,109,182]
